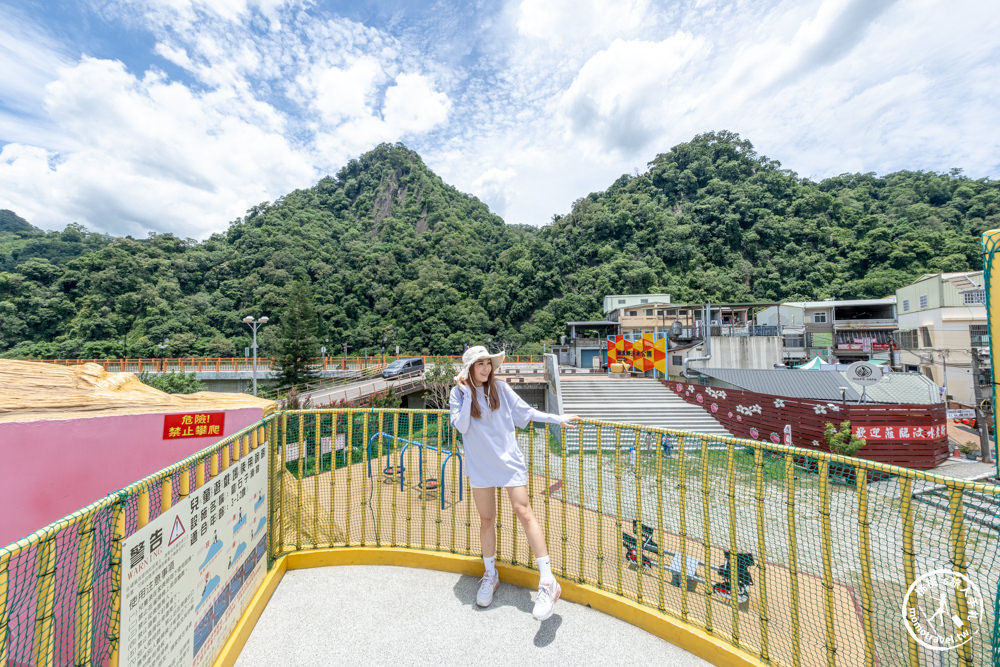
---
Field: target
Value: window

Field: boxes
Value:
[920,326,932,348]
[894,329,918,350]
[672,355,683,365]
[970,324,989,348]
[783,334,806,348]
[627,310,637,317]
[618,299,625,304]
[640,298,648,304]
[813,312,827,323]
[656,309,665,316]
[902,299,909,312]
[666,309,676,316]
[677,310,687,317]
[964,289,985,305]
[645,309,654,316]
[919,294,928,309]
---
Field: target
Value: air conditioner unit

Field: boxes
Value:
[710,320,720,326]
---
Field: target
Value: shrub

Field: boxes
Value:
[136,371,205,394]
[824,421,866,457]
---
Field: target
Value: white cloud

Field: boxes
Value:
[305,57,384,123]
[559,34,708,154]
[0,56,315,237]
[515,0,654,49]
[383,73,451,135]
[471,167,517,217]
[1,0,999,239]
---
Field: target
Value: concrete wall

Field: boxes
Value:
[0,407,265,546]
[508,384,545,410]
[674,336,783,376]
[543,354,563,442]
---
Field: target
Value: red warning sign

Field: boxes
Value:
[163,412,225,439]
[168,515,186,546]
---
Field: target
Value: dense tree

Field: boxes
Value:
[274,281,321,389]
[0,136,995,362]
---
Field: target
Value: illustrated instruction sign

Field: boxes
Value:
[120,446,269,666]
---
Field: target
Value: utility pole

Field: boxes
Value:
[939,349,949,407]
[971,349,993,464]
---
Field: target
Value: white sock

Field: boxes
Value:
[483,555,496,575]
[536,555,554,584]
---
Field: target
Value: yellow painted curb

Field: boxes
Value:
[214,548,764,667]
[213,557,287,667]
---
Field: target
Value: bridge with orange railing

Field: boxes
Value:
[31,355,545,374]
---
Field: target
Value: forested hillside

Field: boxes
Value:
[1,133,997,359]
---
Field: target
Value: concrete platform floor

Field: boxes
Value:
[235,565,712,666]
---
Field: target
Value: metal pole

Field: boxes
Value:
[941,350,949,407]
[972,350,993,464]
[243,316,267,396]
[252,324,258,396]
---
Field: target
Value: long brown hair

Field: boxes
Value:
[469,363,500,419]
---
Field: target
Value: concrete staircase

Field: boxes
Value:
[559,377,732,437]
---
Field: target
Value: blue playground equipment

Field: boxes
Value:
[366,432,463,509]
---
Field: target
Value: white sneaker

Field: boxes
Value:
[476,570,500,607]
[532,579,561,620]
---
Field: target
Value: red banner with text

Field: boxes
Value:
[852,424,945,441]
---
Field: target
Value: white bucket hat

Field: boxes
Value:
[457,345,505,381]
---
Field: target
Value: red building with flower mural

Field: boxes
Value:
[666,379,949,470]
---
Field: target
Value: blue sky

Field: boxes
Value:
[1,0,998,239]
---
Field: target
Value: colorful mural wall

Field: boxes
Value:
[606,334,667,373]
[666,381,949,469]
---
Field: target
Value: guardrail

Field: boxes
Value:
[28,355,545,373]
[298,372,427,407]
[3,410,998,666]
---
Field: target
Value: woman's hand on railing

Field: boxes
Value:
[560,415,582,429]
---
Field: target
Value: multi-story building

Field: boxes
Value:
[756,297,897,366]
[894,272,987,404]
[602,295,780,376]
[605,298,760,339]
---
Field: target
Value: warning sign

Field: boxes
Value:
[168,515,186,546]
[163,412,226,440]
[120,446,269,667]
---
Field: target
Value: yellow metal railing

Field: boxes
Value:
[2,409,999,666]
[268,409,1000,667]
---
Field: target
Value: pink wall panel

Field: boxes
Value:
[0,408,263,546]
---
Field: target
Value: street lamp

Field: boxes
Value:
[157,337,169,371]
[242,316,269,396]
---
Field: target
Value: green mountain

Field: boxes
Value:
[0,134,996,359]
[539,131,996,308]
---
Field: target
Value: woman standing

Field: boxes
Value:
[449,346,580,621]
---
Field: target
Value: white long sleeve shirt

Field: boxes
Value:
[449,380,568,487]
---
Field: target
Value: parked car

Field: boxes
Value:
[381,357,425,380]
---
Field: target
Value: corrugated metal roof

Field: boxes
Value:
[692,368,862,401]
[840,371,940,404]
[691,368,939,405]
[782,297,896,308]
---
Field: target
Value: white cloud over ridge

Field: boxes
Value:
[0,0,998,237]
